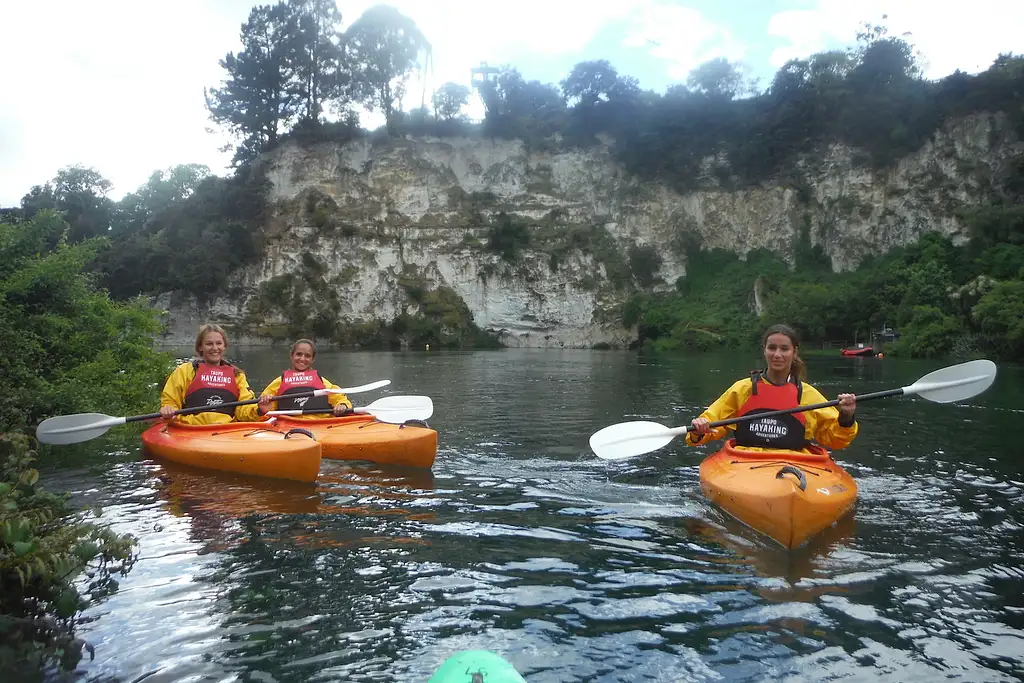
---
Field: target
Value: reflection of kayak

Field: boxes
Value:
[141,421,322,482]
[149,459,322,552]
[272,415,438,469]
[699,439,857,550]
[683,509,856,588]
[427,650,527,682]
[153,459,322,519]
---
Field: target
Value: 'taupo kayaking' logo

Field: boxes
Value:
[205,396,224,406]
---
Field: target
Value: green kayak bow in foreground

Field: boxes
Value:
[427,650,527,682]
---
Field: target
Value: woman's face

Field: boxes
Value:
[763,332,796,375]
[199,332,226,364]
[290,343,315,371]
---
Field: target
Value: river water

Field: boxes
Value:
[45,349,1023,682]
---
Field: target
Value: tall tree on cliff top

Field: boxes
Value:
[686,58,757,99]
[345,5,430,134]
[479,67,564,120]
[288,0,346,125]
[561,60,627,107]
[432,82,470,121]
[205,2,299,164]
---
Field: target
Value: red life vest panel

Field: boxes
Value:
[183,361,240,415]
[274,369,330,411]
[734,371,810,451]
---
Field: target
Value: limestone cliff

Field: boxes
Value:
[156,112,1021,349]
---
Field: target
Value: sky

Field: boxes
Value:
[1,0,1022,206]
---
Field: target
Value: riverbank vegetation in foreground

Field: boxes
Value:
[0,211,170,678]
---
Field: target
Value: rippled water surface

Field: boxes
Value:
[44,349,1024,682]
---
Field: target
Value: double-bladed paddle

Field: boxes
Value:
[589,359,998,461]
[35,379,392,445]
[266,395,434,424]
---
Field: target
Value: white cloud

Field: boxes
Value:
[0,0,647,205]
[0,0,251,205]
[767,0,1024,78]
[623,2,746,81]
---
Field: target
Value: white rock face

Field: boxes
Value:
[157,113,1021,348]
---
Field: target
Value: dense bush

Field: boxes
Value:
[0,212,171,676]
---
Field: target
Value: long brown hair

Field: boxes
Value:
[762,324,805,381]
[194,323,242,376]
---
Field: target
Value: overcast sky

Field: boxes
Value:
[1,0,1021,206]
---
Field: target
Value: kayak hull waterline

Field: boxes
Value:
[272,414,438,469]
[141,422,322,483]
[427,650,527,683]
[141,415,438,482]
[699,439,858,550]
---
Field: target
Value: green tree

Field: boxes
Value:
[0,211,171,676]
[288,0,346,125]
[432,82,470,121]
[345,5,430,134]
[686,58,756,99]
[972,279,1024,357]
[21,166,116,243]
[116,164,211,233]
[561,59,623,107]
[205,2,300,164]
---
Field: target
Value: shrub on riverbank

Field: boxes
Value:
[0,211,171,677]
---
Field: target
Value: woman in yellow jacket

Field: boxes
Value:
[158,324,262,425]
[256,339,354,418]
[688,324,859,454]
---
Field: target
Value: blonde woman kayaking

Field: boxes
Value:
[158,324,262,425]
[256,339,354,418]
[687,324,859,454]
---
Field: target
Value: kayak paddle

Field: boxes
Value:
[35,379,392,445]
[589,359,998,461]
[266,395,434,424]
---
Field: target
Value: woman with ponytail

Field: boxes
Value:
[256,339,354,418]
[687,324,859,454]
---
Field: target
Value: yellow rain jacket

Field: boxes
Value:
[259,375,352,419]
[160,361,262,426]
[687,376,859,453]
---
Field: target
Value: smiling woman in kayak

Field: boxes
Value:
[256,339,354,418]
[688,324,858,453]
[158,324,262,425]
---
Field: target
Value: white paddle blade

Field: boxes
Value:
[329,380,391,395]
[360,395,433,423]
[35,413,127,445]
[904,359,998,403]
[589,420,680,460]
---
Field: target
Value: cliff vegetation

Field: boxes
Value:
[5,3,1023,358]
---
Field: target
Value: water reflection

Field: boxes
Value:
[62,350,1024,683]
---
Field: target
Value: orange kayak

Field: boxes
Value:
[699,439,858,549]
[271,415,438,469]
[141,421,322,483]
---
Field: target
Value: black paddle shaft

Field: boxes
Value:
[124,389,327,423]
[704,387,904,430]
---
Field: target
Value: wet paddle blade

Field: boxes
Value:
[35,413,127,445]
[360,395,433,423]
[905,359,998,403]
[589,420,681,460]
